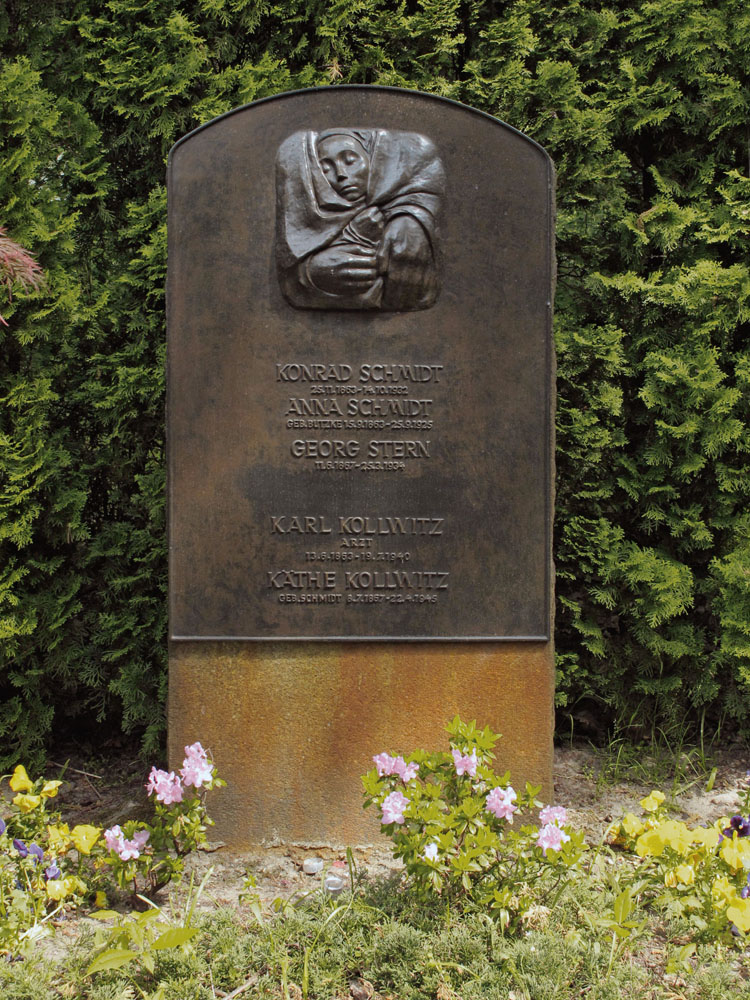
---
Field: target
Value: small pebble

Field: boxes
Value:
[711,791,739,807]
[302,857,324,875]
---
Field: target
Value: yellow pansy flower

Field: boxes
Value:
[46,875,86,901]
[727,898,750,934]
[636,828,665,857]
[46,879,68,901]
[621,813,644,838]
[13,793,41,813]
[674,864,695,885]
[635,819,692,858]
[711,876,736,909]
[689,826,720,849]
[639,790,666,813]
[664,863,695,888]
[9,765,33,793]
[40,780,62,799]
[663,820,692,854]
[70,824,101,855]
[720,835,750,872]
[47,823,71,853]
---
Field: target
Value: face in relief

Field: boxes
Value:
[317,135,370,202]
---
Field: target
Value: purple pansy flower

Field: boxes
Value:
[722,815,750,839]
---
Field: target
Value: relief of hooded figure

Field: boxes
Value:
[276,128,445,311]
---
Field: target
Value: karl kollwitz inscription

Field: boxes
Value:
[167,86,554,640]
[268,513,448,607]
[276,129,445,311]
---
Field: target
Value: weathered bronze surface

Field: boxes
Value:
[167,87,554,640]
[169,639,555,845]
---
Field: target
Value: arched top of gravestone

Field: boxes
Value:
[167,85,554,170]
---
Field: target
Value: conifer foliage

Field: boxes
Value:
[1,1,748,761]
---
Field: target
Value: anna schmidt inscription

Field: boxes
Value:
[276,129,445,311]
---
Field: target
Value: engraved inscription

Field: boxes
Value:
[268,358,448,609]
[276,130,445,311]
[271,515,443,536]
[277,361,442,472]
[267,511,448,608]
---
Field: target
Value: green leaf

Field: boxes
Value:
[86,948,139,975]
[613,887,633,925]
[151,926,200,950]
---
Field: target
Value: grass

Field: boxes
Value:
[584,711,724,801]
[2,852,750,999]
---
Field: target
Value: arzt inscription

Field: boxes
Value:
[276,130,445,311]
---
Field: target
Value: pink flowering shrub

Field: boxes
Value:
[363,716,586,929]
[104,742,225,899]
[0,226,44,327]
[0,745,223,957]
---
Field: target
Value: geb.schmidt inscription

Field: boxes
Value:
[276,129,445,311]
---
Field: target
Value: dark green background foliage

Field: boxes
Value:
[1,0,748,764]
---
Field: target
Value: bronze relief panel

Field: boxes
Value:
[276,128,445,311]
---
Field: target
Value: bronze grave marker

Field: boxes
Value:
[168,89,553,641]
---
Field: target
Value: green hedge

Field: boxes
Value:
[1,0,748,764]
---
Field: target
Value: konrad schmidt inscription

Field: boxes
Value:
[276,129,445,311]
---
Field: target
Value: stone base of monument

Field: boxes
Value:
[168,641,553,846]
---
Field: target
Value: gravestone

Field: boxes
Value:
[167,86,555,845]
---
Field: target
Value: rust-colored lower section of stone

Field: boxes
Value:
[168,642,554,847]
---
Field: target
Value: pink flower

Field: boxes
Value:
[117,838,142,861]
[381,790,409,825]
[180,742,214,788]
[104,825,150,861]
[539,805,567,827]
[104,825,125,852]
[537,823,570,852]
[373,752,396,776]
[452,748,478,777]
[372,753,419,783]
[131,829,150,850]
[399,761,419,782]
[146,767,184,804]
[486,785,517,822]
